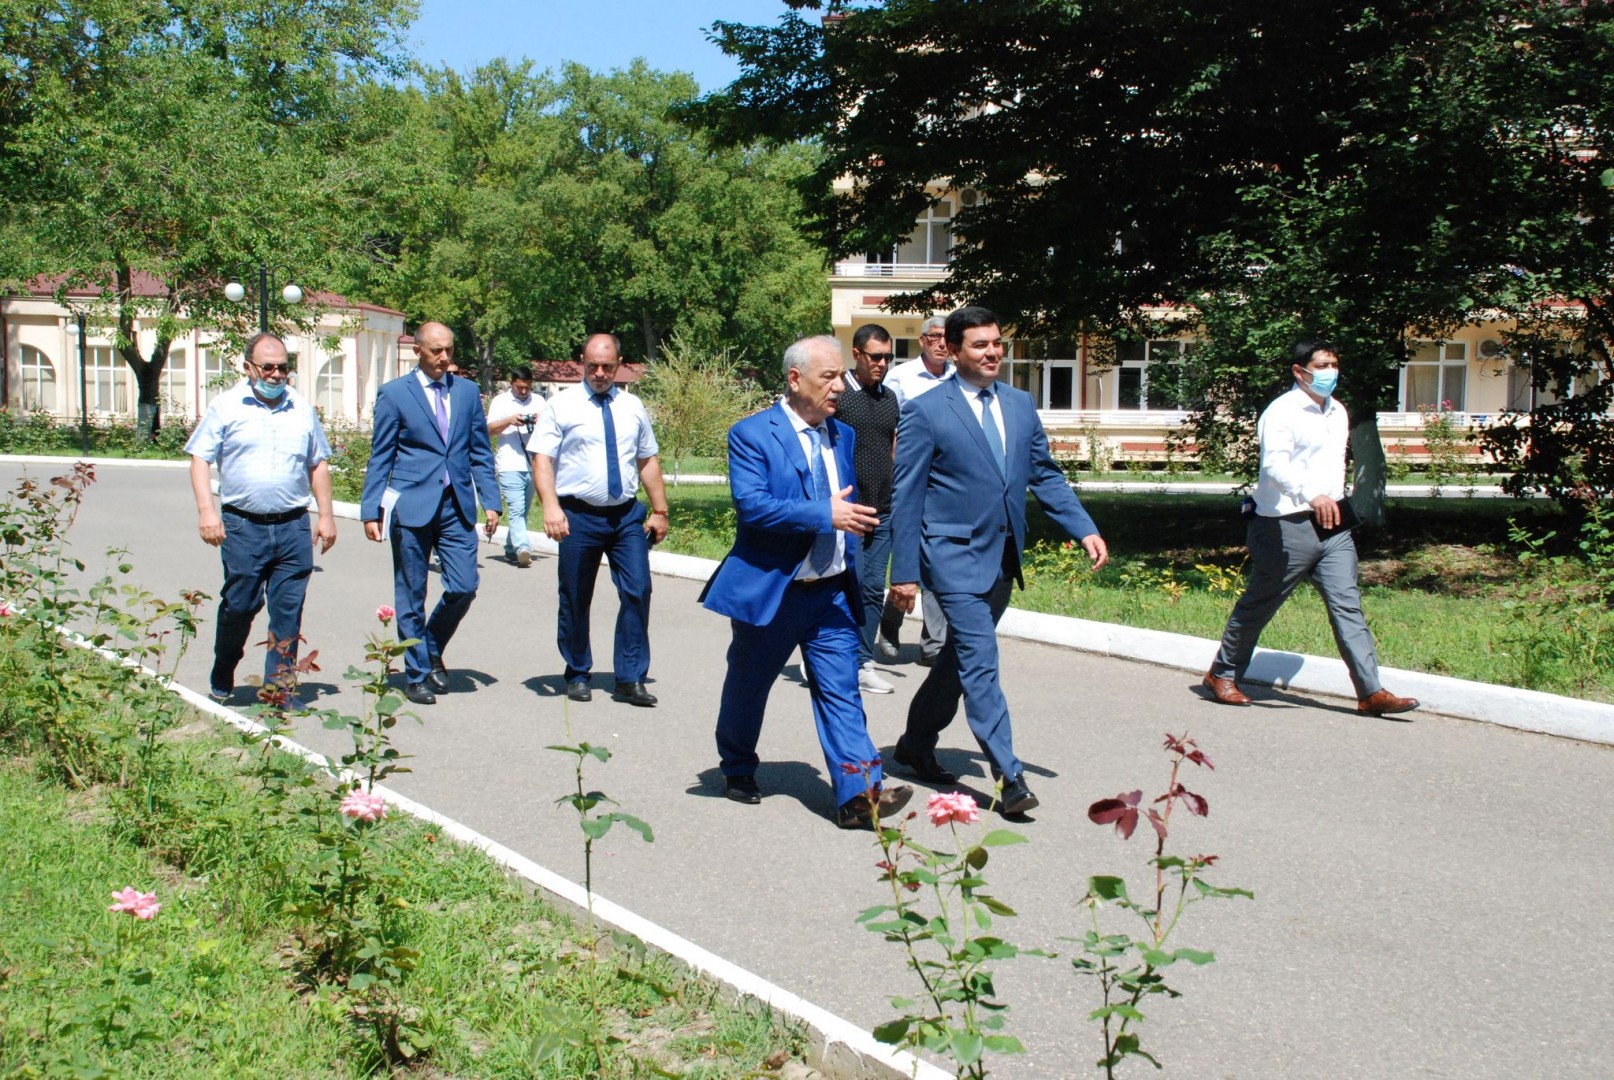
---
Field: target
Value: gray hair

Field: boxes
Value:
[920,316,946,335]
[782,334,842,379]
[244,332,285,364]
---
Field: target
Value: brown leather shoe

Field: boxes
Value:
[1357,689,1418,716]
[1202,671,1251,706]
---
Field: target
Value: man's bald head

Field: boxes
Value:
[414,322,455,379]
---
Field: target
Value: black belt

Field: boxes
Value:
[559,495,636,516]
[222,504,306,525]
[791,572,847,592]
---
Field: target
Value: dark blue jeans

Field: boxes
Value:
[211,512,313,693]
[856,515,893,666]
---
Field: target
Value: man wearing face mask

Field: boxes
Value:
[1202,340,1418,717]
[187,333,337,707]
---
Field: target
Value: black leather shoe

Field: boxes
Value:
[404,683,436,706]
[612,681,658,707]
[566,679,592,703]
[725,775,761,805]
[997,777,1039,816]
[425,657,450,694]
[892,739,957,784]
[916,652,937,668]
[836,784,915,829]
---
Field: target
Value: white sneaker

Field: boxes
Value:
[859,663,894,694]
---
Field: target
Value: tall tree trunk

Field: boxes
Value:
[113,260,169,441]
[1350,414,1388,526]
[477,333,497,397]
[637,311,660,361]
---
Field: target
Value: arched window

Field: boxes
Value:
[199,345,235,407]
[18,345,57,412]
[86,346,127,413]
[313,355,344,416]
[163,347,190,415]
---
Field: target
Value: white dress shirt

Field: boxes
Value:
[780,400,847,580]
[528,383,658,506]
[185,381,329,513]
[414,367,453,428]
[1252,384,1349,517]
[962,381,1008,448]
[887,358,954,406]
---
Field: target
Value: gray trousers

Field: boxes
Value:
[877,583,949,660]
[1211,514,1383,698]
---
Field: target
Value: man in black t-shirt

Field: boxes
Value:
[837,324,902,694]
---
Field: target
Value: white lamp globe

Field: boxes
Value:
[224,281,246,303]
[281,283,303,306]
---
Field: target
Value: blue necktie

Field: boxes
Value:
[979,388,1007,479]
[806,426,836,574]
[595,392,623,501]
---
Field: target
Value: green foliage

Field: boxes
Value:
[1075,734,1251,1077]
[322,418,374,503]
[861,780,1040,1079]
[0,408,197,458]
[1496,505,1614,696]
[636,333,770,481]
[1415,402,1477,497]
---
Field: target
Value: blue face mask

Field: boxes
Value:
[1306,368,1339,397]
[253,379,288,401]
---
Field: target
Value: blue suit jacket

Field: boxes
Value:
[891,378,1097,594]
[359,370,500,529]
[700,401,863,627]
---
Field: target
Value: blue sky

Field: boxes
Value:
[408,0,796,93]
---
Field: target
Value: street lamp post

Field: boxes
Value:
[223,264,303,333]
[66,313,89,454]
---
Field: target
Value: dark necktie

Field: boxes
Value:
[978,388,1007,479]
[806,426,835,574]
[595,392,623,501]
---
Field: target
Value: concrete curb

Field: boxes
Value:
[321,496,1614,746]
[46,621,946,1080]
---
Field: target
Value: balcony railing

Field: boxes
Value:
[831,260,949,280]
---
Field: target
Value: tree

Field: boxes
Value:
[699,1,1614,511]
[1,0,417,435]
[634,331,769,481]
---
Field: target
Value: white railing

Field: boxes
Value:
[830,261,949,279]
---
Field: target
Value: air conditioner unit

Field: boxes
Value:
[1479,338,1505,358]
[959,188,981,207]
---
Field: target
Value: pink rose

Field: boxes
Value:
[0,601,13,617]
[108,886,161,920]
[925,791,980,827]
[340,789,387,822]
[375,605,396,623]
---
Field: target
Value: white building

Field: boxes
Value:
[2,273,408,426]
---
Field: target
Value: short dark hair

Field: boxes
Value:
[244,332,285,364]
[944,306,1000,348]
[510,364,534,382]
[852,323,892,352]
[1292,339,1339,369]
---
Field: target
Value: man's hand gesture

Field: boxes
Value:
[830,485,878,538]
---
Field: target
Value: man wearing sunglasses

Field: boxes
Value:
[836,323,901,695]
[187,333,337,708]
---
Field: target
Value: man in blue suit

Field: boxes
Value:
[701,335,913,829]
[361,322,501,705]
[888,307,1109,815]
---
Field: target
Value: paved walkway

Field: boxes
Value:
[18,460,1614,1079]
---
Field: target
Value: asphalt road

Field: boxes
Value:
[18,460,1614,1080]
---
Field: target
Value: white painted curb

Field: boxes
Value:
[319,497,1614,746]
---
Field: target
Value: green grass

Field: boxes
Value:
[663,484,1614,702]
[0,638,806,1077]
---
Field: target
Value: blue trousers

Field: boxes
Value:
[498,469,534,558]
[902,572,1021,782]
[555,498,651,684]
[211,512,313,692]
[714,577,884,807]
[390,490,480,685]
[855,515,893,666]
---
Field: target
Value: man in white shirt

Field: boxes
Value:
[1203,340,1418,717]
[530,334,668,707]
[884,314,955,665]
[186,333,336,707]
[486,365,544,567]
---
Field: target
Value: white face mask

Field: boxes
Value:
[1307,368,1340,397]
[253,378,287,400]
